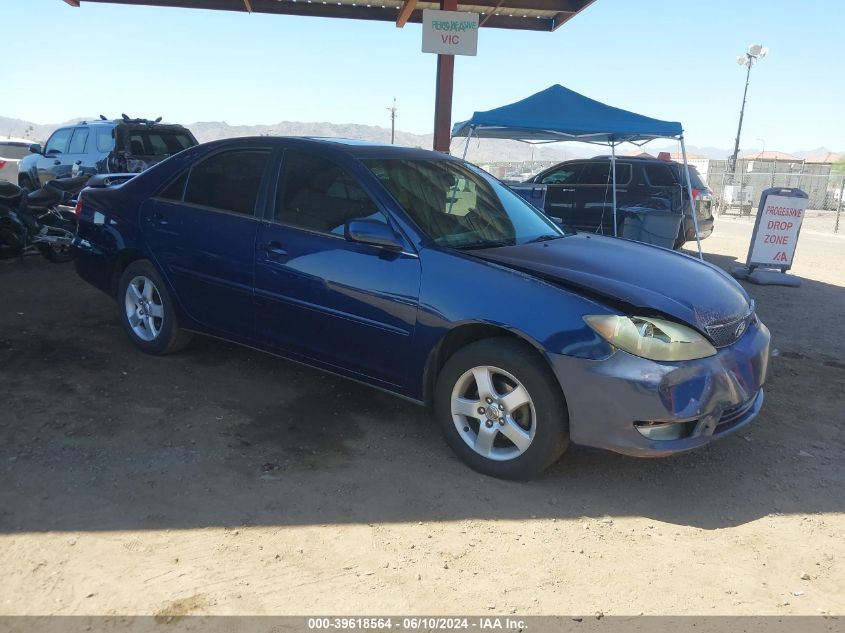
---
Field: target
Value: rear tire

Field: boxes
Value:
[37,243,73,263]
[434,337,569,479]
[117,260,192,355]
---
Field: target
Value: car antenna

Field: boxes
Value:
[121,113,130,122]
[99,114,108,121]
[154,117,162,123]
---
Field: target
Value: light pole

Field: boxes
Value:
[729,44,768,173]
[387,98,398,145]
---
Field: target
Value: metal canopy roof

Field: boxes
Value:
[64,0,595,32]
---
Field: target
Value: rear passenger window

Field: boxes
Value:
[184,149,271,216]
[275,150,386,235]
[645,164,679,186]
[579,162,631,185]
[68,128,89,154]
[539,164,582,185]
[159,172,187,201]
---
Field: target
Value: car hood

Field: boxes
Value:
[469,234,751,333]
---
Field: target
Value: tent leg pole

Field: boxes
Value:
[611,142,618,237]
[680,136,704,260]
[461,126,474,161]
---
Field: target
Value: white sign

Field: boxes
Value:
[422,9,479,56]
[748,193,807,268]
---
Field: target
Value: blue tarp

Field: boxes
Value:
[451,84,683,144]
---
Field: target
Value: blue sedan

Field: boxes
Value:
[72,137,770,479]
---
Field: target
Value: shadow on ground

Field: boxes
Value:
[0,255,843,533]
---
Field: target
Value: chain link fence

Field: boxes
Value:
[705,158,844,234]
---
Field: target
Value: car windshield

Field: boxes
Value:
[363,158,568,249]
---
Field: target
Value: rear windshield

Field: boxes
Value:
[685,166,707,189]
[120,128,196,157]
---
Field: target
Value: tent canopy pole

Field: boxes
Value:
[611,141,618,236]
[680,135,704,260]
[461,126,474,160]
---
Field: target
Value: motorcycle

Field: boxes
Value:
[0,176,88,263]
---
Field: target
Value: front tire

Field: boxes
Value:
[18,174,34,193]
[117,260,192,355]
[434,337,569,479]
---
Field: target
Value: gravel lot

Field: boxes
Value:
[0,222,843,617]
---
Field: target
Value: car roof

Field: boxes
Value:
[55,119,190,129]
[202,136,456,161]
[546,155,700,170]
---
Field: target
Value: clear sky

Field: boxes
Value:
[4,0,841,152]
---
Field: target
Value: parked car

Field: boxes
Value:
[526,156,713,249]
[72,138,769,479]
[17,116,197,190]
[0,137,33,184]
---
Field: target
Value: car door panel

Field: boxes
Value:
[254,225,420,385]
[536,163,582,225]
[142,199,259,336]
[140,147,274,337]
[253,148,421,387]
[37,128,73,185]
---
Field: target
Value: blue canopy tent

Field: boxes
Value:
[451,84,703,258]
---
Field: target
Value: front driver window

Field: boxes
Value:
[45,128,73,155]
[275,150,387,235]
[539,164,582,185]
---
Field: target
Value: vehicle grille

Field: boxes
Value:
[703,302,756,348]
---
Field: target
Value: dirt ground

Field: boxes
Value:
[0,221,843,617]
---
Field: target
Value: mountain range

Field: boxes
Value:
[2,115,841,164]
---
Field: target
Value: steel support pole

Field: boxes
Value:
[433,0,457,153]
[681,136,704,260]
[836,176,844,234]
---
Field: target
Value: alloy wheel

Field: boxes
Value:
[450,365,536,461]
[124,275,164,342]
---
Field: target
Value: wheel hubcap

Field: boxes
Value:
[450,365,536,461]
[124,275,164,342]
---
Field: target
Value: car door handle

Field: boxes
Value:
[53,160,61,165]
[74,160,82,165]
[147,211,168,226]
[258,241,288,258]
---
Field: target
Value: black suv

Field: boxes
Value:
[526,156,713,249]
[18,116,198,189]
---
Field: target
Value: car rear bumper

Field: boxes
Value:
[548,319,770,456]
[685,215,714,241]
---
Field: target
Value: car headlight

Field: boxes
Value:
[583,315,716,361]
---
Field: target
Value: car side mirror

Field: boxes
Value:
[344,219,404,251]
[29,143,42,154]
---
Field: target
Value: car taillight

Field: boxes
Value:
[0,160,6,169]
[74,197,83,220]
[691,187,701,200]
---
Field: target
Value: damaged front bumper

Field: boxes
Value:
[549,319,770,456]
